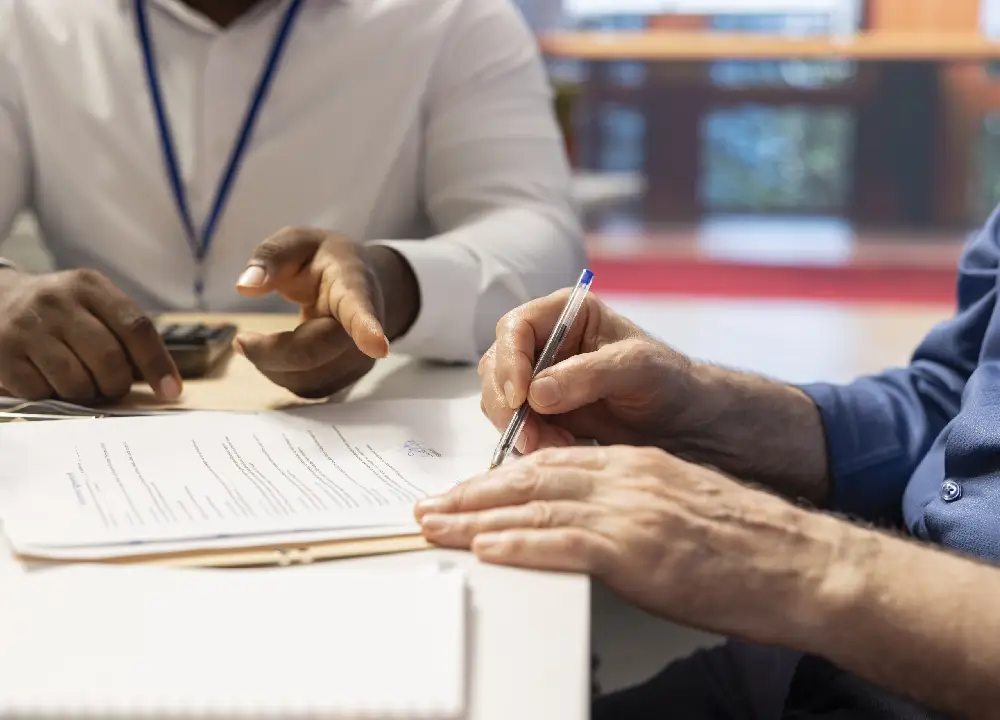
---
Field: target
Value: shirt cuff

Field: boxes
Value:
[798,381,909,520]
[369,239,481,362]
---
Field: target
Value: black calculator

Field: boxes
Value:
[157,322,238,378]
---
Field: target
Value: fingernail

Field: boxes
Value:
[158,375,182,402]
[381,336,391,358]
[529,376,561,407]
[420,514,451,533]
[232,339,245,357]
[504,380,516,409]
[237,265,267,288]
[414,497,446,518]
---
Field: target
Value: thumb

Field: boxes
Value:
[236,227,324,299]
[526,340,648,415]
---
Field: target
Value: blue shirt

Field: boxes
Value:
[801,209,1000,562]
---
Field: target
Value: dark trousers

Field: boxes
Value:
[592,641,803,720]
[592,642,942,720]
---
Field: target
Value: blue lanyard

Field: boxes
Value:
[134,0,305,265]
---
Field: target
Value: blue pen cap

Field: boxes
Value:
[580,268,594,285]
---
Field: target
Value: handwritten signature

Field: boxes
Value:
[402,440,441,458]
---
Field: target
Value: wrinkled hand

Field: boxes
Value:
[0,269,181,404]
[479,292,693,453]
[416,445,844,646]
[236,228,396,398]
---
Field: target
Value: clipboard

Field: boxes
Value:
[15,533,433,568]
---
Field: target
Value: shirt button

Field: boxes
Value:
[941,480,962,503]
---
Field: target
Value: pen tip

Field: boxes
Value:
[488,464,497,471]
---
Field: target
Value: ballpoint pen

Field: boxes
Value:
[490,268,595,470]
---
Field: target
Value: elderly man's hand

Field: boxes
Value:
[479,292,696,453]
[235,228,418,398]
[416,446,853,647]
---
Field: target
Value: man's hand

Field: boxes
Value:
[418,446,1000,718]
[415,445,851,646]
[0,269,181,403]
[235,227,418,398]
[481,292,831,505]
[480,291,696,453]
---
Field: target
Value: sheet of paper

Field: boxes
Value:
[0,563,467,718]
[0,398,495,557]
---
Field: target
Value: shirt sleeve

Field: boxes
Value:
[371,0,585,362]
[0,0,29,247]
[798,214,1000,520]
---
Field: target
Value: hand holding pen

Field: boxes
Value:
[480,271,684,464]
[490,270,594,469]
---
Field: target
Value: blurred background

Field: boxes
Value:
[515,0,1000,304]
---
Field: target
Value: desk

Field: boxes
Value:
[118,313,487,412]
[0,313,591,720]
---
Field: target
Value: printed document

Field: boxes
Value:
[0,398,495,558]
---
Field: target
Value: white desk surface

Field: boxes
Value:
[0,355,591,720]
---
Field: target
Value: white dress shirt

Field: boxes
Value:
[0,0,584,361]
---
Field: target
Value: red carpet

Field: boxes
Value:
[589,257,958,305]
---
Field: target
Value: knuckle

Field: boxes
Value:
[95,343,124,364]
[559,530,590,558]
[477,345,495,377]
[8,311,40,334]
[546,288,573,305]
[69,267,107,288]
[43,352,72,377]
[532,446,572,466]
[121,313,157,341]
[32,285,67,311]
[633,446,669,469]
[526,500,553,529]
[495,309,521,338]
[508,467,540,497]
[626,339,661,367]
[501,532,526,555]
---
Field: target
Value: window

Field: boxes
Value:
[701,104,853,211]
[700,13,855,212]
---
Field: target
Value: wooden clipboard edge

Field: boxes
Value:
[14,533,433,568]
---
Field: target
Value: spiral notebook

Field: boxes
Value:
[0,563,468,718]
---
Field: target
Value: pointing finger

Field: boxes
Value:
[318,259,388,360]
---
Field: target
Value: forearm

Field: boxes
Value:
[373,206,583,362]
[665,363,831,506]
[788,517,1000,717]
